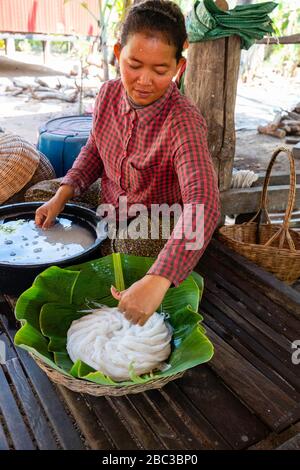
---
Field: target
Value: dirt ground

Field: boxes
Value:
[0,62,300,175]
[235,72,300,173]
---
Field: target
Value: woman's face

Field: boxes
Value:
[114,32,184,106]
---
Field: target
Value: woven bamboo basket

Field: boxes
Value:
[31,353,184,396]
[218,147,300,284]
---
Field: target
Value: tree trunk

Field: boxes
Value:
[184,36,241,191]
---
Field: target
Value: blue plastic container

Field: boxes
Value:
[37,115,92,177]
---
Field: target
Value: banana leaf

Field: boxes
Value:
[14,253,213,387]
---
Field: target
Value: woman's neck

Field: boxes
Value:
[127,94,148,109]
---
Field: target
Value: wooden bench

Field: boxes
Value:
[0,239,299,450]
[221,171,300,217]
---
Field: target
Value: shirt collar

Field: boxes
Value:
[120,81,176,126]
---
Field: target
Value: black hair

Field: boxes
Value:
[120,0,187,63]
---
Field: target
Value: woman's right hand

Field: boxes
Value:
[35,196,65,229]
[35,184,75,229]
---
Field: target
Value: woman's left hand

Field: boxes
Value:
[111,274,171,326]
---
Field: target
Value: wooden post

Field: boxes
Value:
[184,35,241,191]
[42,39,51,64]
[5,36,15,56]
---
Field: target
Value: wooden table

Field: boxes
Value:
[0,240,299,450]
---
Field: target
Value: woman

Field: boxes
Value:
[35,0,220,326]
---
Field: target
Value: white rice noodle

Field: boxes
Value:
[66,306,172,381]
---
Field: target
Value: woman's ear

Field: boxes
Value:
[183,40,189,50]
[175,56,186,76]
[114,42,121,61]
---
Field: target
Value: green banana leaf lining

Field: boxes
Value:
[14,253,214,387]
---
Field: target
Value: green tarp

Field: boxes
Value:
[186,0,278,49]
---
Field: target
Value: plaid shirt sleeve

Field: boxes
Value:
[147,115,220,286]
[61,93,104,196]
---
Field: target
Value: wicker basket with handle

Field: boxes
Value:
[218,146,300,284]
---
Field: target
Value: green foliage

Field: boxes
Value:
[272,1,299,36]
[50,41,70,54]
[64,0,130,78]
[15,39,43,53]
[266,1,300,67]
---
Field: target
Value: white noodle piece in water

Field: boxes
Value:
[66,306,172,381]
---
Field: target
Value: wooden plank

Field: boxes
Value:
[116,392,185,450]
[0,310,85,450]
[204,239,300,317]
[249,423,300,450]
[105,395,166,450]
[159,382,231,450]
[198,250,300,340]
[1,295,17,310]
[0,297,17,329]
[220,184,300,215]
[203,304,300,401]
[177,366,269,449]
[253,171,300,187]
[86,396,139,450]
[205,273,292,355]
[294,142,300,159]
[202,288,300,390]
[0,32,79,42]
[2,298,198,448]
[16,350,85,449]
[128,391,203,450]
[69,378,231,451]
[256,34,300,45]
[0,421,9,450]
[204,326,300,431]
[286,136,300,145]
[203,273,294,352]
[200,253,300,334]
[0,331,17,362]
[57,386,113,450]
[203,309,300,402]
[1,256,298,451]
[6,357,58,450]
[0,366,35,450]
[269,210,300,223]
[144,388,205,449]
[276,433,300,450]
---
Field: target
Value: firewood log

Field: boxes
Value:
[30,90,78,102]
[258,125,286,138]
[280,120,300,127]
[292,102,300,114]
[287,111,300,121]
[257,112,285,138]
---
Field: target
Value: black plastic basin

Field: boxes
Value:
[0,202,104,296]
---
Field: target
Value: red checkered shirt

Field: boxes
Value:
[62,78,220,286]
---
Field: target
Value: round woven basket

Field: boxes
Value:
[0,133,40,204]
[219,147,300,284]
[32,354,184,396]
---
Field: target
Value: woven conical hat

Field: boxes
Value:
[0,133,40,204]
